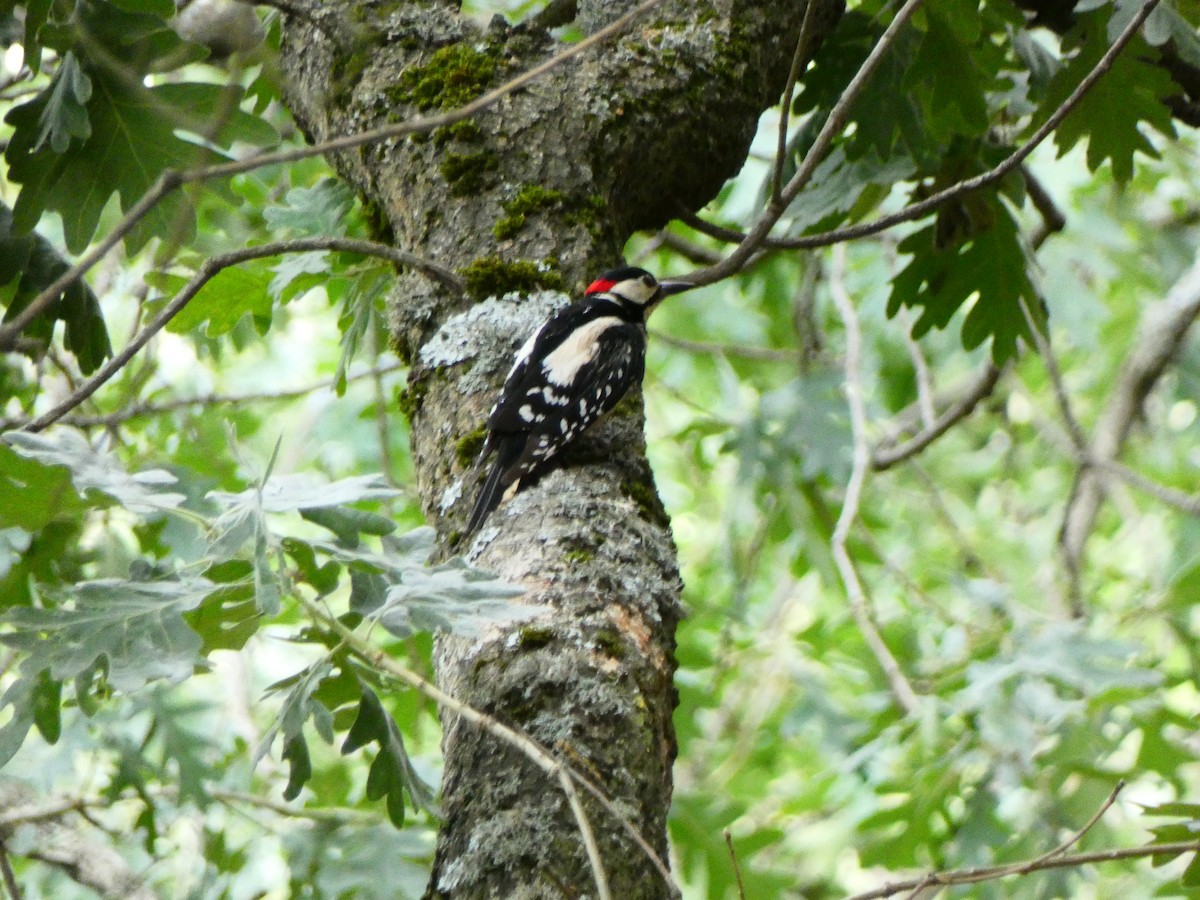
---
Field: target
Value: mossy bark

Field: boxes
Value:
[277,1,835,895]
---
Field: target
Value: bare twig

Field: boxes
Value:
[828,245,920,714]
[771,2,824,204]
[1021,296,1089,452]
[208,788,382,826]
[652,332,800,362]
[724,830,747,900]
[0,843,20,900]
[21,238,444,432]
[850,783,1155,900]
[1019,295,1092,609]
[897,307,936,429]
[0,0,664,347]
[872,363,1003,470]
[0,781,156,900]
[854,839,1200,899]
[1023,164,1067,250]
[0,362,407,432]
[1090,456,1200,515]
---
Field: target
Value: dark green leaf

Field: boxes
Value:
[301,505,398,544]
[888,196,1040,362]
[31,668,62,743]
[184,583,259,652]
[0,203,111,374]
[6,67,275,253]
[0,444,91,530]
[22,0,52,73]
[163,263,275,337]
[1040,14,1176,182]
[33,51,91,152]
[0,675,37,768]
[282,732,312,801]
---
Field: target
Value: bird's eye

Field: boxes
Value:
[642,275,655,287]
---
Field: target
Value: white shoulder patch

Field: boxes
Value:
[542,317,622,386]
[506,326,543,380]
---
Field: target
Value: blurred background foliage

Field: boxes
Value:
[2,0,1200,897]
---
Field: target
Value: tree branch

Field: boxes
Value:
[685,0,928,285]
[872,363,1003,470]
[1060,254,1200,571]
[0,362,406,432]
[0,781,157,900]
[18,238,444,432]
[829,245,920,714]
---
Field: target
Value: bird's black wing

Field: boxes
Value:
[501,320,645,483]
[486,304,616,435]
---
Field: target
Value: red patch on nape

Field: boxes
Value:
[585,278,617,296]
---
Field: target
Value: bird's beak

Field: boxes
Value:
[657,280,695,298]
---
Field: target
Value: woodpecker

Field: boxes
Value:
[464,266,694,533]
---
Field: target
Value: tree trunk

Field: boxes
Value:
[277,1,826,894]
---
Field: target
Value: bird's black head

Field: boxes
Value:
[585,266,693,319]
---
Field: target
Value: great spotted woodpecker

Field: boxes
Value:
[465,266,693,533]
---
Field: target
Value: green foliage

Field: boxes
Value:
[1042,10,1177,182]
[889,196,1042,362]
[3,0,275,252]
[0,203,110,373]
[7,74,275,253]
[5,0,1200,895]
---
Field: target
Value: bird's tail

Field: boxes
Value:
[465,457,508,535]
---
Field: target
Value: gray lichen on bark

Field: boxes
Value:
[276,1,828,895]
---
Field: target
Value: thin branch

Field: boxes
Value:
[657,230,725,265]
[1022,780,1125,869]
[1021,296,1089,451]
[0,798,91,829]
[848,785,1197,900]
[0,843,20,900]
[0,362,407,431]
[1090,456,1200,515]
[724,831,747,900]
[20,238,441,432]
[651,331,800,362]
[872,363,1003,470]
[1061,254,1200,568]
[897,307,936,429]
[681,0,1161,273]
[208,788,382,826]
[1019,295,1091,609]
[1023,164,1066,250]
[300,598,622,900]
[771,2,824,204]
[0,0,664,347]
[900,782,1125,899]
[828,245,920,714]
